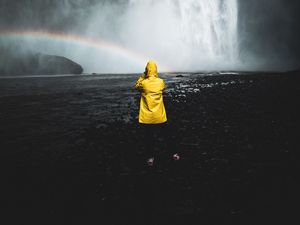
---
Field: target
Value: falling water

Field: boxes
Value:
[125,0,239,71]
[178,0,239,62]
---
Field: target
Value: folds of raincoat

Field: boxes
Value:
[135,60,167,124]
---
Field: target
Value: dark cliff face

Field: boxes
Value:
[0,51,83,75]
[238,0,300,64]
[36,54,83,75]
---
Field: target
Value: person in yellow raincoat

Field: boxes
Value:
[135,60,180,166]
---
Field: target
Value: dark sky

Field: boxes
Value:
[0,0,299,71]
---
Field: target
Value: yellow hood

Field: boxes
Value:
[144,60,158,78]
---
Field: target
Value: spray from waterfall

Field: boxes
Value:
[1,0,240,73]
[121,0,239,71]
[176,0,239,68]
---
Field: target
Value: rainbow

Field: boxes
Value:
[0,29,171,72]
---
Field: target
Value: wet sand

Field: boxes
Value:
[1,71,299,225]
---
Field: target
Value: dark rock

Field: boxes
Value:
[0,49,83,76]
[176,74,184,77]
[36,53,83,75]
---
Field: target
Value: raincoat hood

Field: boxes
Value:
[145,60,158,78]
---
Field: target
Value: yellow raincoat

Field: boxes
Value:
[135,60,167,124]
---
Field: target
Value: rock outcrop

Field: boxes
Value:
[0,50,83,76]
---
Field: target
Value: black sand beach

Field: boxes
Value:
[1,71,299,225]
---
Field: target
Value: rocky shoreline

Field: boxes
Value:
[1,70,299,225]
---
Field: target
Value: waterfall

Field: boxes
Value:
[125,0,239,70]
[178,0,239,62]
